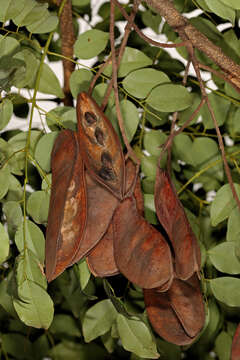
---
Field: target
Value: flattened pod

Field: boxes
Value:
[77,92,125,200]
[144,275,205,345]
[45,130,87,282]
[113,197,173,289]
[154,167,201,280]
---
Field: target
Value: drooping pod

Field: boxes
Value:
[45,130,87,282]
[77,92,125,200]
[154,167,201,280]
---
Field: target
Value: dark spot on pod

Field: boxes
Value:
[101,151,113,168]
[84,111,97,125]
[95,127,104,146]
[99,166,115,181]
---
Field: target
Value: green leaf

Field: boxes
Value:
[141,154,158,178]
[49,341,108,360]
[82,299,117,342]
[38,63,64,98]
[2,333,33,360]
[0,35,20,56]
[0,272,18,317]
[200,92,230,129]
[13,49,38,88]
[0,0,25,22]
[0,165,10,200]
[13,279,54,329]
[15,220,45,265]
[227,207,240,242]
[208,242,240,274]
[122,69,169,99]
[77,260,91,291]
[215,331,232,360]
[27,190,50,225]
[74,30,109,59]
[210,183,240,226]
[0,223,9,264]
[173,134,194,165]
[108,100,139,143]
[101,331,116,353]
[218,0,240,9]
[70,69,93,98]
[141,9,161,34]
[0,99,13,130]
[3,200,22,233]
[16,250,47,289]
[143,130,167,157]
[144,193,158,225]
[92,83,115,107]
[205,0,235,23]
[104,47,152,77]
[6,174,23,201]
[210,277,240,307]
[116,314,159,359]
[35,131,59,173]
[27,13,58,34]
[49,314,81,337]
[146,84,192,112]
[46,107,76,131]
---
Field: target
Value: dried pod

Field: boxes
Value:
[144,274,205,345]
[155,167,201,280]
[86,160,140,278]
[77,92,125,200]
[45,130,87,282]
[231,323,240,360]
[113,196,173,289]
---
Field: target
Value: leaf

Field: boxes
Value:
[13,279,54,329]
[113,196,173,289]
[38,63,64,98]
[82,299,117,342]
[2,333,33,360]
[49,314,81,337]
[77,92,125,199]
[143,130,167,157]
[108,99,140,143]
[173,134,194,165]
[208,242,240,274]
[210,277,240,307]
[103,47,152,77]
[0,99,13,130]
[70,69,93,98]
[227,207,240,242]
[144,275,205,346]
[49,341,108,360]
[15,220,45,265]
[200,92,230,129]
[46,106,77,131]
[231,323,240,360]
[0,273,17,317]
[45,130,87,281]
[154,168,201,280]
[116,314,159,359]
[27,13,58,34]
[13,49,38,88]
[77,260,91,290]
[146,84,192,112]
[74,30,109,59]
[218,0,240,10]
[0,223,9,264]
[92,83,115,107]
[3,200,22,234]
[27,190,50,225]
[210,183,240,226]
[215,331,232,360]
[141,8,162,34]
[35,131,59,173]
[205,0,235,24]
[122,68,169,99]
[0,165,10,200]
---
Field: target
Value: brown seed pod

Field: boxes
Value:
[45,130,87,282]
[144,274,205,345]
[77,92,125,200]
[231,323,240,360]
[155,167,201,280]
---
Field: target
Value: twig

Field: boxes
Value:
[101,0,140,110]
[110,0,139,165]
[57,0,75,106]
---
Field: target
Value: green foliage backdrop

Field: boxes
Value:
[1,0,240,359]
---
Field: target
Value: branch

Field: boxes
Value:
[144,0,240,92]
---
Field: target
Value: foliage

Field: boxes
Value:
[0,0,240,359]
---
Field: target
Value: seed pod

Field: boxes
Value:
[45,130,87,282]
[77,92,125,200]
[155,167,201,280]
[231,323,240,360]
[113,196,173,289]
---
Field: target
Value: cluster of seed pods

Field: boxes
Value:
[45,92,205,345]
